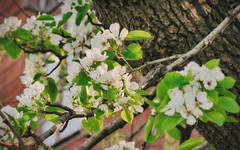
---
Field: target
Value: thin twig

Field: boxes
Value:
[46,58,64,76]
[130,54,181,72]
[12,0,30,18]
[0,109,27,150]
[86,13,106,29]
[129,121,147,141]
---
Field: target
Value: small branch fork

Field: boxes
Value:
[0,108,27,150]
[0,103,94,149]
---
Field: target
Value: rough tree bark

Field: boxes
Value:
[93,0,240,149]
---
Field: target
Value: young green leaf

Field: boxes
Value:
[30,121,39,129]
[144,116,155,142]
[121,108,134,124]
[219,96,240,113]
[205,59,220,69]
[134,89,150,95]
[163,72,184,89]
[215,86,236,99]
[88,117,102,132]
[45,106,64,113]
[14,28,35,42]
[206,90,219,104]
[161,115,183,130]
[75,4,89,25]
[125,30,151,41]
[0,38,21,59]
[218,76,236,89]
[156,81,168,100]
[79,86,88,106]
[45,77,58,102]
[121,43,142,60]
[73,71,91,86]
[167,127,181,141]
[37,14,55,21]
[45,114,59,123]
[102,88,118,101]
[205,111,225,126]
[82,119,91,134]
[179,137,205,150]
[58,12,73,27]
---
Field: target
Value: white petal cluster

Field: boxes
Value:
[162,61,224,125]
[63,16,94,57]
[105,140,139,150]
[20,54,46,86]
[22,14,52,40]
[16,81,45,107]
[0,16,21,37]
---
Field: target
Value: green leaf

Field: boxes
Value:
[45,106,64,113]
[156,81,168,100]
[0,38,21,59]
[93,108,105,119]
[44,39,62,54]
[78,0,83,5]
[102,88,118,101]
[45,114,59,123]
[121,108,134,124]
[79,86,88,106]
[121,43,142,60]
[88,117,102,132]
[219,76,236,89]
[225,116,238,123]
[73,71,91,86]
[167,127,181,141]
[125,30,151,41]
[33,73,44,82]
[45,78,58,102]
[215,86,236,99]
[58,12,73,27]
[219,96,239,113]
[82,119,91,134]
[30,121,39,129]
[205,59,220,69]
[37,14,55,21]
[104,60,119,70]
[52,28,71,37]
[161,115,183,130]
[134,89,150,95]
[206,90,219,104]
[163,72,184,89]
[181,69,192,85]
[144,116,155,142]
[179,137,205,150]
[14,28,35,42]
[75,4,89,25]
[205,111,225,126]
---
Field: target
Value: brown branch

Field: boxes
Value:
[86,13,106,29]
[0,109,27,150]
[77,117,127,150]
[128,121,147,141]
[46,58,64,76]
[12,0,30,18]
[130,54,181,73]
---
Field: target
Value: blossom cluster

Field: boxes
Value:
[0,16,21,37]
[161,61,225,125]
[105,140,139,150]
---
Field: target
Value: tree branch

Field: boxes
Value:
[130,54,181,73]
[78,117,127,150]
[0,109,27,150]
[12,0,30,18]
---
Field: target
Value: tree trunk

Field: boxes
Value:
[93,0,240,149]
